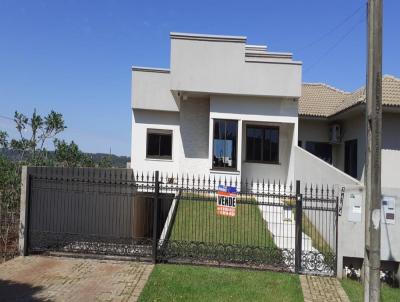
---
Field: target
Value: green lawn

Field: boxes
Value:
[139,264,303,302]
[169,195,275,247]
[341,279,400,302]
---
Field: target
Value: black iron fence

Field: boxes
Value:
[154,172,338,275]
[24,167,339,276]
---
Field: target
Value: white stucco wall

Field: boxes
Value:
[132,69,179,112]
[131,109,181,175]
[382,112,400,151]
[170,37,302,98]
[382,150,400,189]
[294,146,361,186]
[179,98,210,175]
[298,119,330,145]
[337,186,400,277]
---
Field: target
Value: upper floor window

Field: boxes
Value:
[246,125,279,163]
[305,141,332,164]
[146,129,172,159]
[213,119,238,169]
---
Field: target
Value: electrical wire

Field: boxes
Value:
[303,17,365,74]
[296,4,365,53]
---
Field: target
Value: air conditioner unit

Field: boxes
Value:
[329,124,341,144]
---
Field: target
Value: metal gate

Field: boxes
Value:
[26,167,172,260]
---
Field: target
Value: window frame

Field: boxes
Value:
[146,129,173,160]
[245,124,280,164]
[211,119,239,171]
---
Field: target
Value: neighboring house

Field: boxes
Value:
[131,32,302,183]
[298,77,400,274]
[298,76,400,191]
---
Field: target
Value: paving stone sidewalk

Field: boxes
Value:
[300,274,350,302]
[0,255,153,302]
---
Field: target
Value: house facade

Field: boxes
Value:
[131,32,302,183]
[131,32,400,191]
[131,32,400,276]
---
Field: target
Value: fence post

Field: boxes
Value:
[152,170,160,264]
[295,180,302,273]
[18,166,30,256]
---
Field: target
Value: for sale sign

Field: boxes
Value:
[217,185,237,217]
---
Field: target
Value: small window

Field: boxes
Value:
[246,125,279,163]
[146,130,172,159]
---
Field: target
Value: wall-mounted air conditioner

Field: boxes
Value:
[329,124,341,144]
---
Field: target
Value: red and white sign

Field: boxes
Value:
[216,185,237,217]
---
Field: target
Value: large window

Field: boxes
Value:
[246,125,279,163]
[146,129,172,159]
[213,119,238,169]
[305,141,332,164]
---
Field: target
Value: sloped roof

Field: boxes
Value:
[299,75,400,117]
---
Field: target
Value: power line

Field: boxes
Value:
[296,4,365,53]
[303,18,365,74]
[0,115,14,122]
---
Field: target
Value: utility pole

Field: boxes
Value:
[364,0,382,301]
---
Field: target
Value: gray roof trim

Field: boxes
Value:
[170,32,247,43]
[245,44,268,51]
[132,66,170,73]
[245,59,303,66]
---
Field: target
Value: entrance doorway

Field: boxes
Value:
[345,139,358,178]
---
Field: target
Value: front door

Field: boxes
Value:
[345,139,358,178]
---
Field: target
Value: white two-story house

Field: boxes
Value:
[131,32,302,183]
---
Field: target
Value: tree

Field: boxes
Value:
[98,155,112,168]
[0,148,20,261]
[53,139,82,167]
[0,131,8,149]
[81,154,95,168]
[53,139,112,168]
[10,109,66,162]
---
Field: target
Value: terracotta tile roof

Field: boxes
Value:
[299,75,400,117]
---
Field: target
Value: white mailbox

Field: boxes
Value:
[348,193,362,222]
[382,196,396,224]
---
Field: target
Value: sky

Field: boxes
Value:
[0,0,399,156]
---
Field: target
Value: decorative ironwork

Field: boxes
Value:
[338,187,345,216]
[158,240,294,269]
[29,231,153,258]
[301,250,336,275]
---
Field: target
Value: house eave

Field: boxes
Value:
[132,66,170,73]
[170,32,247,43]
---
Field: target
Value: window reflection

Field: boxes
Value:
[213,119,237,169]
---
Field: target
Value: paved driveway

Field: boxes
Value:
[0,255,153,302]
